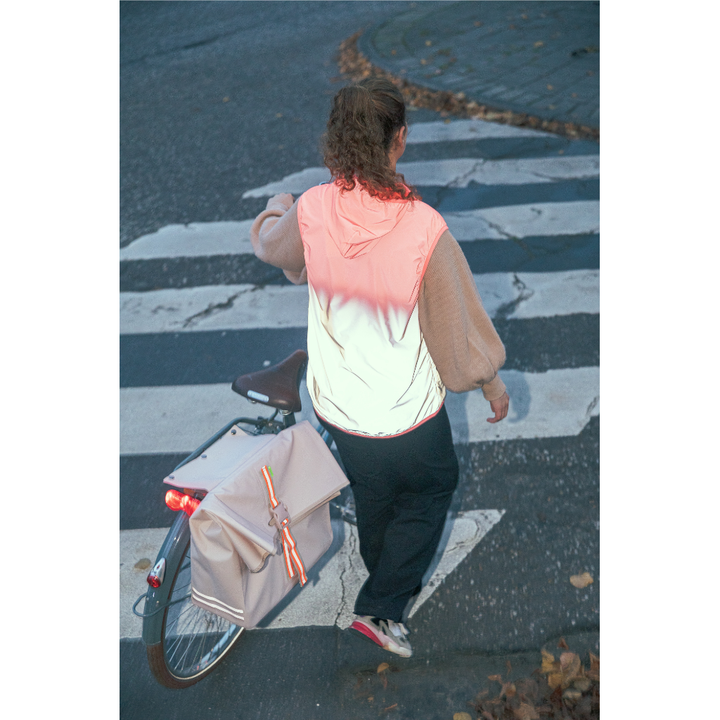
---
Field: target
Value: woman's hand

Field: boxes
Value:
[487,392,509,423]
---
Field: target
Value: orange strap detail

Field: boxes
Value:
[260,466,308,586]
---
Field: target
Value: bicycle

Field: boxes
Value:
[132,349,356,689]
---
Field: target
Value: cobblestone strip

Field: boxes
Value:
[337,31,599,142]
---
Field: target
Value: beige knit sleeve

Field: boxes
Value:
[250,196,307,284]
[419,230,507,401]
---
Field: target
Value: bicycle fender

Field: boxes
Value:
[141,511,191,646]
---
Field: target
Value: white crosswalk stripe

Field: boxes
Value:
[404,118,557,143]
[120,270,598,334]
[120,119,599,638]
[445,200,599,240]
[119,368,599,456]
[241,156,599,198]
[119,200,599,262]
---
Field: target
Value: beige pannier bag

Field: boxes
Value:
[163,420,348,628]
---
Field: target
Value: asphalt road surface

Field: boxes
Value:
[120,3,599,718]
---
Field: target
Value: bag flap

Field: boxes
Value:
[190,495,275,572]
[163,425,275,493]
[212,421,349,528]
[188,421,348,575]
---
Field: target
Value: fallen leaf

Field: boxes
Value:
[488,674,503,683]
[474,21,483,27]
[275,112,283,118]
[534,41,544,48]
[540,650,556,674]
[453,713,473,720]
[570,572,593,588]
[547,672,563,690]
[513,702,540,720]
[501,682,517,699]
[547,84,554,90]
[562,688,583,705]
[587,652,600,681]
[559,652,582,687]
[557,637,569,650]
[222,96,230,103]
[573,677,592,692]
[516,677,540,699]
[134,558,151,570]
[425,40,432,46]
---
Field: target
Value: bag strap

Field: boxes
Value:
[260,465,308,586]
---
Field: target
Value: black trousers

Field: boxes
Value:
[318,405,459,622]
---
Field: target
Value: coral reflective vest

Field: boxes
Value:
[297,181,448,437]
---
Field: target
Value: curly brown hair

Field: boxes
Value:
[322,78,420,201]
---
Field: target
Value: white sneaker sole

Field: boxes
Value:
[350,620,413,658]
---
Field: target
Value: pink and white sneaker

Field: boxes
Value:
[350,616,413,658]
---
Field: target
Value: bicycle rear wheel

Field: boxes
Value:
[146,534,245,689]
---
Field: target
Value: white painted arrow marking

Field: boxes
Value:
[119,509,504,639]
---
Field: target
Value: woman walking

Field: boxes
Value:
[250,78,509,658]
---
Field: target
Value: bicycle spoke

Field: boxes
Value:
[161,542,243,679]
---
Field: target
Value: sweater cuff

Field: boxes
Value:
[481,374,507,402]
[250,207,285,252]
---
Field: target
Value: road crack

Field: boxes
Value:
[495,274,534,320]
[448,159,486,188]
[585,395,599,418]
[181,287,259,328]
[482,216,516,240]
[334,526,359,627]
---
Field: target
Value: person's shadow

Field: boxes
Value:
[443,370,531,445]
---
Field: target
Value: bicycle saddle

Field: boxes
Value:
[231,350,308,413]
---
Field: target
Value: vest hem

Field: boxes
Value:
[314,404,445,440]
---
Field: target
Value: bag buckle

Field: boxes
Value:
[269,500,290,530]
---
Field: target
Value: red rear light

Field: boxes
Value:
[165,489,201,516]
[165,489,183,511]
[147,558,166,588]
